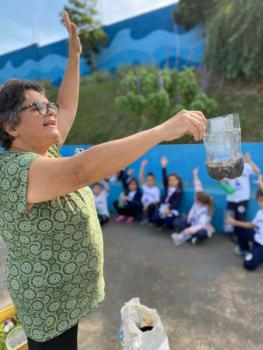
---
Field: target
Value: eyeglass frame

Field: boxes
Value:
[19,101,59,117]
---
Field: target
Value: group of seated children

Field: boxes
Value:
[92,153,263,271]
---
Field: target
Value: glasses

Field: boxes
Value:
[20,101,59,117]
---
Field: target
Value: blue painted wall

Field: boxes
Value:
[0,4,205,85]
[60,143,263,233]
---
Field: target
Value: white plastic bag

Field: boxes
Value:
[119,298,170,350]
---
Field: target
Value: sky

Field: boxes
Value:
[0,0,176,55]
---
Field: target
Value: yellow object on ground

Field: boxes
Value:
[0,305,16,323]
[0,305,28,350]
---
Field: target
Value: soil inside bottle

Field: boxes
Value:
[139,326,154,332]
[206,157,244,180]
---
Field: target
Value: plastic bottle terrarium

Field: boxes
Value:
[203,113,244,180]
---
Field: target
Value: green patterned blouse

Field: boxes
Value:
[0,145,105,342]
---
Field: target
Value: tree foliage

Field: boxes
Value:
[63,0,107,72]
[173,0,215,29]
[115,67,218,131]
[174,0,263,80]
[205,0,263,80]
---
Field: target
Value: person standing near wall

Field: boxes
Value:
[0,12,206,350]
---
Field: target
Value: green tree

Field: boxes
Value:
[174,0,263,80]
[205,0,263,80]
[63,0,107,72]
[173,0,217,29]
[115,67,218,133]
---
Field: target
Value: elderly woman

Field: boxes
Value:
[0,12,206,350]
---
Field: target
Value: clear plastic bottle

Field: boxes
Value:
[203,113,244,180]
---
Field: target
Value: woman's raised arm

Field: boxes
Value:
[27,110,206,204]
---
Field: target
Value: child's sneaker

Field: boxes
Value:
[126,216,134,224]
[115,215,126,223]
[234,246,249,256]
[191,237,198,245]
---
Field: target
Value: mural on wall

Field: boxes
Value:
[0,4,205,85]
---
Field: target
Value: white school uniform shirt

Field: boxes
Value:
[187,178,215,237]
[141,185,160,206]
[253,209,263,246]
[94,190,109,217]
[226,163,255,203]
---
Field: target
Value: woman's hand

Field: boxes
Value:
[155,110,207,142]
[63,11,82,56]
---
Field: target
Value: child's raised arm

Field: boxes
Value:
[245,153,260,174]
[102,179,110,193]
[256,174,263,191]
[139,160,148,185]
[161,157,168,189]
[193,167,203,192]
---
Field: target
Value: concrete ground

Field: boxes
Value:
[1,222,263,350]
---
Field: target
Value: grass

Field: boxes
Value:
[45,75,263,144]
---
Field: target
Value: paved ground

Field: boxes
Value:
[1,222,263,350]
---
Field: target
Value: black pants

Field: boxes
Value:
[173,217,208,241]
[146,203,159,221]
[114,200,142,219]
[244,241,263,271]
[227,201,249,248]
[27,324,78,350]
[98,214,109,225]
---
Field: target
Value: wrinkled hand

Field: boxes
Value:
[161,157,168,168]
[63,11,82,56]
[119,195,127,201]
[156,110,207,142]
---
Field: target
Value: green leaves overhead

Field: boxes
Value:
[174,0,263,80]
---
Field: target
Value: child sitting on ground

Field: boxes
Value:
[172,168,215,245]
[223,152,260,253]
[92,180,110,225]
[139,160,161,223]
[114,178,142,224]
[151,157,183,230]
[226,175,263,271]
